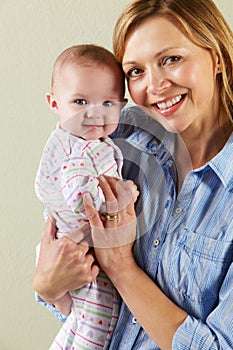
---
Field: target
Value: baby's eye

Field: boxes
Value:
[103,101,113,107]
[75,99,87,105]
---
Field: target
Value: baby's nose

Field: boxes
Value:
[85,105,104,124]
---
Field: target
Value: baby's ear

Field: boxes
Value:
[46,92,59,113]
[122,98,128,108]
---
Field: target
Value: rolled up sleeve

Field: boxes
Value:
[35,292,68,323]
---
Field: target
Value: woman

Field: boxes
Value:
[33,0,233,348]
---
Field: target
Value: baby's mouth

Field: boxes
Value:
[83,119,104,126]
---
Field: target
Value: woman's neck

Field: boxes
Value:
[174,116,233,192]
[180,109,232,164]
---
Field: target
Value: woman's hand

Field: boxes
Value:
[83,175,139,280]
[32,217,100,304]
[84,176,187,349]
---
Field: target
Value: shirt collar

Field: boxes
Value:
[126,121,233,189]
[126,125,175,157]
[208,132,233,188]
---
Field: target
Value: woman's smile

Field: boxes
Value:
[151,94,186,116]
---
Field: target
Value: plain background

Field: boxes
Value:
[0,1,232,349]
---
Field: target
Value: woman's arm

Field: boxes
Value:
[32,217,100,305]
[106,259,187,350]
[83,175,188,350]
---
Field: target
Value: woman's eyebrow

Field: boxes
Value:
[123,46,182,66]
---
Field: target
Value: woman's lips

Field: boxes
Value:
[152,94,186,117]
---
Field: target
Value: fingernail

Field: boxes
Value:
[83,192,92,204]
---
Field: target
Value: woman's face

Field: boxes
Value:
[122,16,221,134]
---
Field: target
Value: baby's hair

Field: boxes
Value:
[51,44,125,95]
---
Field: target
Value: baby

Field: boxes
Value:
[35,44,127,349]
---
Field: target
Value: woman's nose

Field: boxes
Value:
[146,69,171,95]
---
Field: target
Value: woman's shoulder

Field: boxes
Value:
[111,105,160,139]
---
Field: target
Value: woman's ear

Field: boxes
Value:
[215,55,222,74]
[216,58,222,74]
[46,92,59,113]
[211,50,222,75]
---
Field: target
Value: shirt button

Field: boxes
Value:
[175,207,182,214]
[154,239,160,247]
[132,317,137,324]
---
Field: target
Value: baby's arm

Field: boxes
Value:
[61,150,105,217]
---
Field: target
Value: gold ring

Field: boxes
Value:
[106,214,119,221]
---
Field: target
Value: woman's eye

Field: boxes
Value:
[126,67,143,78]
[75,99,87,105]
[103,101,113,107]
[162,56,181,66]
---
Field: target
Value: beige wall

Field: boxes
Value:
[0,1,232,349]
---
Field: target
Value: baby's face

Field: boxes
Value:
[53,63,125,140]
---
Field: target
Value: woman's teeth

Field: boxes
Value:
[157,95,182,110]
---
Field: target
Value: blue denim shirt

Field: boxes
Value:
[36,106,233,349]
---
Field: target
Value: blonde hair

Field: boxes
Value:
[51,44,125,97]
[113,0,233,121]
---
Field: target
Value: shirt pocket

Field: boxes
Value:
[169,228,232,304]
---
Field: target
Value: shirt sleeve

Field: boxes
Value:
[35,292,68,323]
[173,261,233,349]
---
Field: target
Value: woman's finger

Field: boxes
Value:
[101,176,138,213]
[98,175,118,214]
[68,222,91,244]
[98,175,138,213]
